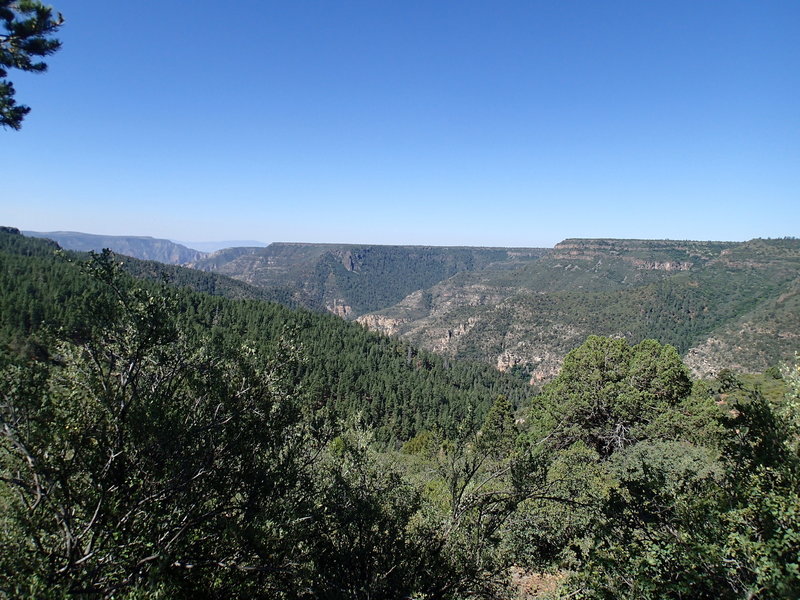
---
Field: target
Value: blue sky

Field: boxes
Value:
[3,0,798,247]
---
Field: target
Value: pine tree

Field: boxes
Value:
[1,0,63,129]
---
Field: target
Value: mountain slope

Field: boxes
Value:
[24,230,205,264]
[15,228,795,380]
[189,242,550,317]
[358,238,800,380]
[0,228,533,442]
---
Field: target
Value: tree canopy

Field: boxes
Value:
[530,335,693,457]
[0,0,63,129]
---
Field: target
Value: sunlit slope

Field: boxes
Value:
[359,238,800,380]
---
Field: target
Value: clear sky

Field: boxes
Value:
[3,0,798,247]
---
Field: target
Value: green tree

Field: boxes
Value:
[1,0,63,129]
[556,360,800,599]
[478,395,516,458]
[301,427,445,599]
[0,253,312,597]
[531,336,692,457]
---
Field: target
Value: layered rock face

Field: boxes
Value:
[357,314,405,336]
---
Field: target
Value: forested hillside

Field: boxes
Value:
[0,228,531,441]
[2,226,799,598]
[189,242,550,317]
[360,238,800,381]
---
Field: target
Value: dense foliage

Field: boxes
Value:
[1,0,63,129]
[0,229,531,442]
[0,241,529,598]
[1,228,798,598]
[505,345,800,599]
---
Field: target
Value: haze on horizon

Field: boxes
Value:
[3,1,798,247]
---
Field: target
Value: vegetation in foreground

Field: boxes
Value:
[1,229,798,598]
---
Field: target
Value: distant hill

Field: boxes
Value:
[356,238,800,380]
[188,243,550,317]
[24,231,205,264]
[175,240,269,253]
[5,227,289,305]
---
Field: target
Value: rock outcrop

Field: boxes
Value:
[356,314,405,336]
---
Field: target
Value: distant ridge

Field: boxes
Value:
[357,237,800,381]
[188,243,550,317]
[24,231,205,265]
[175,240,269,253]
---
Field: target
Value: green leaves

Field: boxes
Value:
[478,395,516,458]
[302,429,435,599]
[532,336,693,457]
[0,0,63,128]
[540,353,800,599]
[0,254,311,597]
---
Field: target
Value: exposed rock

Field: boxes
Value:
[357,314,405,336]
[190,236,799,383]
[496,350,521,372]
[430,317,481,353]
[191,243,548,318]
[25,231,206,265]
[327,300,353,318]
[509,567,566,599]
[631,259,693,271]
[340,250,358,272]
